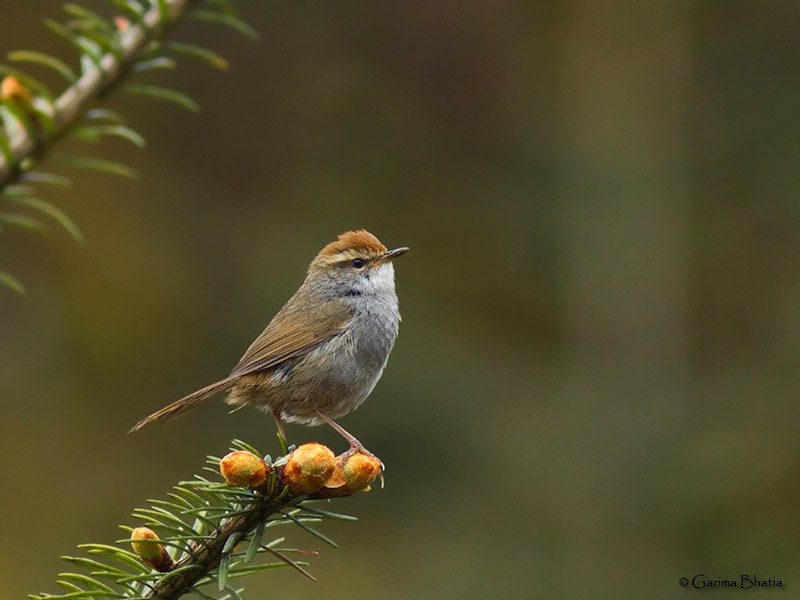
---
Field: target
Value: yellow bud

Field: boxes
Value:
[283,443,337,494]
[1,77,34,111]
[113,16,129,32]
[219,451,270,489]
[342,452,382,492]
[131,527,173,572]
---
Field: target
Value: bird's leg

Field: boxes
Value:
[273,409,289,454]
[315,410,383,470]
[314,410,363,449]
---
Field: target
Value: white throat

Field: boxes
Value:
[356,262,396,297]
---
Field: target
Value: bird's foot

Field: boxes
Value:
[314,410,384,472]
[341,443,384,472]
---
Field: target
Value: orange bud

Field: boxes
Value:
[1,77,33,111]
[341,452,382,492]
[220,451,270,489]
[114,16,129,32]
[131,527,173,572]
[283,443,338,494]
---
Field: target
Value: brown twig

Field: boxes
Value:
[144,493,294,599]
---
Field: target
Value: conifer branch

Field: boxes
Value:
[144,490,293,599]
[30,440,383,600]
[0,0,255,293]
[0,0,195,185]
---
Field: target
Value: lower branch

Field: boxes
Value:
[31,440,383,600]
[148,493,289,599]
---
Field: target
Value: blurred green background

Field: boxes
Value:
[2,1,800,598]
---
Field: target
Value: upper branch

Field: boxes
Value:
[0,0,196,186]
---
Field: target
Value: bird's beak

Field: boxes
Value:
[375,246,409,266]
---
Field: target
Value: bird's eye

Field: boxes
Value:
[351,258,366,269]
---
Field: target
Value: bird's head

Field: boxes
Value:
[308,230,409,295]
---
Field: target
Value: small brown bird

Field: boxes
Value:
[131,230,407,456]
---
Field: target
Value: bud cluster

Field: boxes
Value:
[283,443,383,497]
[217,443,383,498]
[128,442,382,575]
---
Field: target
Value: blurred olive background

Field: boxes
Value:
[2,1,800,598]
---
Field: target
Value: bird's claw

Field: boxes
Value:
[340,444,385,472]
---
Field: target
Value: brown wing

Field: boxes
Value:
[230,296,353,378]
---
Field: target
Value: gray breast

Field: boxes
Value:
[278,291,400,423]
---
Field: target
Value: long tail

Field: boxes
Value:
[129,377,238,432]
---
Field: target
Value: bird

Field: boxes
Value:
[130,230,408,458]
